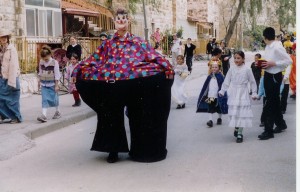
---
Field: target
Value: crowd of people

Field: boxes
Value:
[0,8,297,163]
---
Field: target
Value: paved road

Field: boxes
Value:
[0,54,296,192]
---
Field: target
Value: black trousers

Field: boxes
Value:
[186,56,193,72]
[263,72,286,133]
[280,84,289,112]
[76,73,174,162]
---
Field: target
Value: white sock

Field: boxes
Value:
[42,108,47,116]
[55,106,60,112]
[218,113,222,119]
[208,113,213,121]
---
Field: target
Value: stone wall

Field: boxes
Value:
[0,0,16,35]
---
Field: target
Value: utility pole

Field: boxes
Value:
[142,0,149,41]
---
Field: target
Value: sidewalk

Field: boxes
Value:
[0,92,95,161]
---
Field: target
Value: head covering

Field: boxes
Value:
[0,29,11,37]
[99,32,108,38]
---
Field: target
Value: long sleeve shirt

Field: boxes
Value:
[0,44,20,88]
[72,32,174,81]
[38,58,60,87]
[264,41,292,74]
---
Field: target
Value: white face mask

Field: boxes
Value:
[114,14,129,31]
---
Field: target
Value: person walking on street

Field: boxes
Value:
[0,29,22,124]
[151,28,161,48]
[65,53,81,107]
[37,46,61,123]
[206,39,213,60]
[197,62,228,128]
[184,38,196,72]
[219,51,257,143]
[258,27,292,140]
[72,8,174,163]
[171,34,181,66]
[172,55,189,109]
[220,41,232,76]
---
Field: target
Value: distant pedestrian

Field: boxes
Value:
[99,32,108,41]
[196,62,228,128]
[65,53,81,107]
[258,27,292,140]
[66,36,82,61]
[289,43,296,99]
[0,29,22,124]
[219,51,257,143]
[206,39,213,60]
[220,41,232,76]
[172,55,189,109]
[171,34,181,66]
[184,38,196,72]
[250,53,262,92]
[151,28,161,48]
[37,46,61,123]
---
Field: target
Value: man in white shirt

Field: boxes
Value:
[258,27,292,140]
[171,34,181,66]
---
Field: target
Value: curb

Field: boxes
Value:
[17,108,96,140]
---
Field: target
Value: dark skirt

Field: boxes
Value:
[207,99,221,114]
[76,73,174,162]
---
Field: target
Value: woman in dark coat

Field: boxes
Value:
[66,36,82,61]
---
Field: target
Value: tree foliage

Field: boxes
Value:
[273,0,296,29]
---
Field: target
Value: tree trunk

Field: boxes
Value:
[224,0,246,45]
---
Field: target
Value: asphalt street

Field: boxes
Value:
[0,52,296,192]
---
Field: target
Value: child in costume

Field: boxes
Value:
[218,51,257,143]
[171,55,190,109]
[37,46,61,122]
[65,53,81,107]
[197,62,228,127]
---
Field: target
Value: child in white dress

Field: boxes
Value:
[218,51,257,143]
[171,55,190,109]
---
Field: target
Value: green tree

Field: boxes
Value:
[273,0,296,30]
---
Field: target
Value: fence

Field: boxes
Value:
[12,35,209,74]
[11,37,102,74]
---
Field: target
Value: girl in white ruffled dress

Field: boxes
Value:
[172,55,190,109]
[218,51,257,143]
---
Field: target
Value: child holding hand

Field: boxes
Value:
[197,62,228,127]
[219,51,257,143]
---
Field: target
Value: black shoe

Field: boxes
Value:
[234,128,238,137]
[236,134,243,143]
[281,111,285,114]
[259,122,265,127]
[176,105,182,109]
[207,120,213,127]
[258,131,274,140]
[217,118,222,125]
[72,99,81,107]
[107,152,119,163]
[273,125,287,133]
[182,104,185,108]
